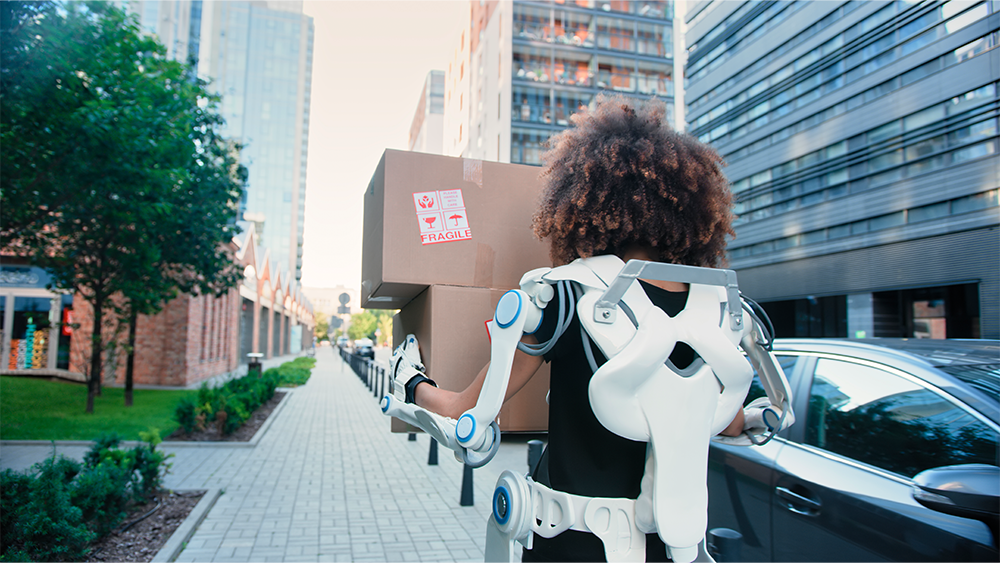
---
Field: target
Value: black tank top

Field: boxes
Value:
[523,279,692,562]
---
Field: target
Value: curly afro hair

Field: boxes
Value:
[532,94,735,268]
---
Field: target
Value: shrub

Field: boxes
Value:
[274,356,315,387]
[0,433,173,562]
[133,429,170,498]
[0,456,94,562]
[0,470,32,556]
[174,370,278,435]
[174,396,198,433]
[83,432,123,468]
[170,357,315,436]
[70,461,130,537]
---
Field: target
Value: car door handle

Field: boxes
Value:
[775,486,821,515]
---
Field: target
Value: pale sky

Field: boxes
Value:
[299,1,468,292]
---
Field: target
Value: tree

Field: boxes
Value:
[115,73,245,407]
[348,312,377,341]
[1,2,245,412]
[375,312,393,347]
[1,1,91,242]
[347,310,394,344]
[314,312,329,342]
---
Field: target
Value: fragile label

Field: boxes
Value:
[413,189,472,245]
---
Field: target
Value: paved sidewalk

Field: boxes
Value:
[1,347,533,562]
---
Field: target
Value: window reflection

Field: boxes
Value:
[514,5,552,43]
[513,87,551,124]
[554,57,592,87]
[743,355,799,407]
[597,16,633,52]
[554,9,594,47]
[513,49,551,83]
[511,128,547,166]
[804,358,999,478]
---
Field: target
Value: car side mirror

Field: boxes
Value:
[913,464,999,541]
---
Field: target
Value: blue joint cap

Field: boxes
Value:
[495,290,522,329]
[493,485,512,525]
[380,396,390,413]
[763,408,780,431]
[456,413,476,443]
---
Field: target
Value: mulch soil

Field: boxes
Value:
[84,388,290,560]
[85,490,206,562]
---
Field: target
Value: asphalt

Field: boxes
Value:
[0,347,536,562]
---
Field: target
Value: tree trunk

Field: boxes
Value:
[125,309,137,407]
[86,293,105,414]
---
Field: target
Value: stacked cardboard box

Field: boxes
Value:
[362,150,553,432]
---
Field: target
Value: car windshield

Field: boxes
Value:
[938,363,1000,405]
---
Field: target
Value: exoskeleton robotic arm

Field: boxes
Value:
[380,256,795,563]
[379,285,547,468]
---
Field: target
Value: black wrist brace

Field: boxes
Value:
[404,374,437,404]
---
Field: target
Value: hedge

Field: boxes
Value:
[0,431,171,562]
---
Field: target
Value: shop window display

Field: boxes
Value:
[9,297,52,370]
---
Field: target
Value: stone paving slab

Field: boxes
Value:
[2,348,533,562]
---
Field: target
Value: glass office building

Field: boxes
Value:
[129,0,314,282]
[452,0,678,165]
[685,0,999,339]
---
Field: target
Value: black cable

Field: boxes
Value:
[741,294,775,351]
[117,498,162,533]
[518,280,575,357]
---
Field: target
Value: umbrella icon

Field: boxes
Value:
[448,214,464,227]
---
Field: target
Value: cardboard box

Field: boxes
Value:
[362,150,552,309]
[390,284,550,433]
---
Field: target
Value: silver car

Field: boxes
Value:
[708,338,999,562]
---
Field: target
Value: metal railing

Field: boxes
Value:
[341,347,390,399]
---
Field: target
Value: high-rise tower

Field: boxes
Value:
[128,0,314,282]
[444,0,677,165]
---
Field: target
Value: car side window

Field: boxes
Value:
[802,357,999,478]
[744,354,799,406]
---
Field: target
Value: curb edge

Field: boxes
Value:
[150,487,221,563]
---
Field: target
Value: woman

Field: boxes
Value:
[412,94,745,562]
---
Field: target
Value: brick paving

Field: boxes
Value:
[1,348,530,562]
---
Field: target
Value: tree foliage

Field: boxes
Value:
[314,311,329,342]
[348,310,394,343]
[0,1,246,412]
[348,311,377,341]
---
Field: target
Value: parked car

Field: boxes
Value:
[708,338,999,562]
[354,338,375,360]
[336,336,349,349]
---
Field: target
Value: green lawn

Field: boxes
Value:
[0,376,196,441]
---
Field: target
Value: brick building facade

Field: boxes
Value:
[2,223,314,388]
[67,290,242,387]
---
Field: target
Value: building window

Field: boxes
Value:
[511,128,548,166]
[730,82,999,226]
[762,295,847,338]
[691,8,994,145]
